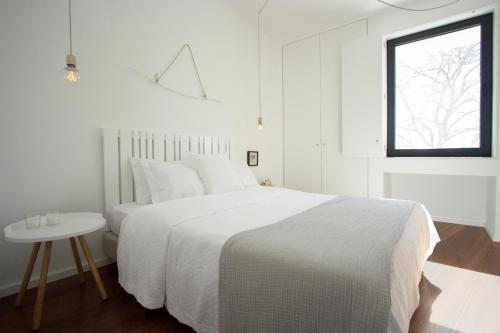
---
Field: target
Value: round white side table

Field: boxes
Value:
[3,212,108,330]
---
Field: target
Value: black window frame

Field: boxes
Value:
[386,13,493,158]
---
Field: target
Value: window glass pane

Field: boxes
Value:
[395,26,481,149]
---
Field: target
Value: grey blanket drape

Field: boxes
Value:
[219,196,415,333]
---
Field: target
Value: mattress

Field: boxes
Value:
[108,202,144,235]
[117,187,439,333]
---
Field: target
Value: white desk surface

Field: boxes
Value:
[4,212,105,243]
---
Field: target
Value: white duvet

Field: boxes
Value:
[117,187,439,333]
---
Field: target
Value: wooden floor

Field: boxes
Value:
[410,223,500,333]
[427,223,500,276]
[1,222,499,333]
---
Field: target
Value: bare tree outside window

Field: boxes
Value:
[394,27,481,150]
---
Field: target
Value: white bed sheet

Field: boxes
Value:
[117,187,439,333]
[109,202,145,235]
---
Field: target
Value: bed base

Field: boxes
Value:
[103,231,118,261]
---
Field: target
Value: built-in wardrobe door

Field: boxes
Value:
[341,35,384,157]
[283,36,322,192]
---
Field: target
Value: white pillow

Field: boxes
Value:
[145,160,205,203]
[129,158,152,204]
[232,160,259,188]
[189,153,244,194]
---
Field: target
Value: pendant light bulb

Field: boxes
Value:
[63,0,79,83]
[257,116,264,131]
[64,54,80,83]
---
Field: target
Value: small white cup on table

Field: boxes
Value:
[45,212,61,226]
[24,214,41,229]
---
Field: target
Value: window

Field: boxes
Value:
[387,13,493,157]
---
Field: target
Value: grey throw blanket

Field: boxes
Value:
[219,196,416,333]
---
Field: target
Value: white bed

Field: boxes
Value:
[117,186,439,333]
[102,129,440,333]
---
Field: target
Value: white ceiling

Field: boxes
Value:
[219,0,451,44]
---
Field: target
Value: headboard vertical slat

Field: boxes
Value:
[178,136,182,160]
[146,132,154,159]
[165,134,173,162]
[140,132,147,159]
[163,133,167,161]
[152,134,156,160]
[132,131,140,158]
[138,132,142,158]
[152,131,162,161]
[103,129,120,217]
[206,136,211,155]
[180,135,189,160]
[173,135,177,161]
[119,130,134,204]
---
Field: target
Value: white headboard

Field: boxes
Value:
[102,128,231,215]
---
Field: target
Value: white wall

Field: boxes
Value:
[283,0,500,240]
[0,0,283,296]
[388,174,489,226]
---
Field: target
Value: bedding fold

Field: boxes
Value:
[219,196,416,333]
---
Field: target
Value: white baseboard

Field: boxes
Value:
[0,256,115,299]
[432,215,485,227]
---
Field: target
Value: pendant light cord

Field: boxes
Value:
[258,0,271,118]
[69,0,73,54]
[376,0,460,12]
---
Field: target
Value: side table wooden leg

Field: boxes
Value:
[77,235,108,300]
[33,241,52,331]
[69,237,85,283]
[16,242,41,307]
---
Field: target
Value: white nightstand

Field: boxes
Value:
[3,212,108,330]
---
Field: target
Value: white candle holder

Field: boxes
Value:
[25,214,41,229]
[46,212,61,226]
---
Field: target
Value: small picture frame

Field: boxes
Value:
[247,151,259,167]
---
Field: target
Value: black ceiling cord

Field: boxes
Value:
[376,0,461,12]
